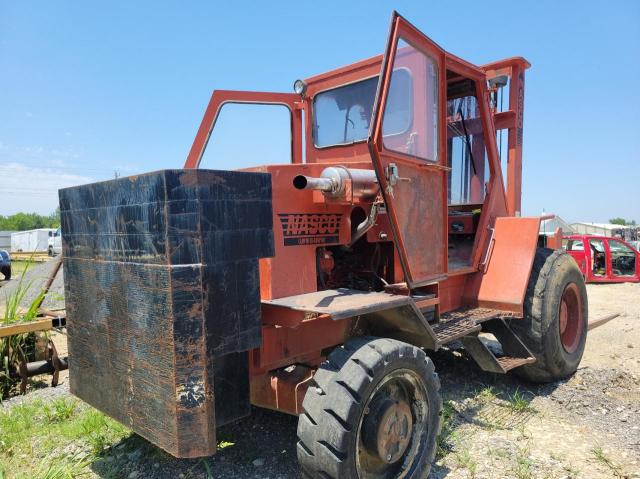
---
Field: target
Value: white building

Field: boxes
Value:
[539,216,575,236]
[570,222,629,238]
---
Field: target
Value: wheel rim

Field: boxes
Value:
[559,283,583,354]
[356,369,429,478]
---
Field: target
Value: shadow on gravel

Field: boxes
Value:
[91,407,300,479]
[85,346,566,479]
[85,347,640,479]
[86,346,573,479]
[428,343,567,432]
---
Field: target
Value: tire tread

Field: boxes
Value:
[297,337,441,478]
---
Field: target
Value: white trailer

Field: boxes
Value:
[10,229,56,252]
[0,231,15,251]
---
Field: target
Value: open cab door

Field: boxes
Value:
[368,12,448,288]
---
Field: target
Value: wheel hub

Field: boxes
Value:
[363,397,413,464]
[559,283,583,354]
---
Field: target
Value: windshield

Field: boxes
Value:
[313,70,412,148]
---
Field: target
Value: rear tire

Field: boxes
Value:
[1,267,10,281]
[297,337,441,479]
[506,248,588,383]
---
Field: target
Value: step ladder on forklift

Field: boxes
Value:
[414,294,536,374]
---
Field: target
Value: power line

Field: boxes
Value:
[0,162,137,174]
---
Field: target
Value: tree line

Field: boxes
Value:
[609,217,637,226]
[0,209,60,231]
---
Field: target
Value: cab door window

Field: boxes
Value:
[382,39,438,162]
[588,239,606,277]
[608,239,636,276]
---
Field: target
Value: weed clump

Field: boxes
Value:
[1,260,47,399]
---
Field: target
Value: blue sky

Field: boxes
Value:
[1,1,638,223]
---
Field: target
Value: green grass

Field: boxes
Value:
[0,397,131,478]
[436,400,459,460]
[514,445,533,479]
[42,398,77,423]
[474,385,497,403]
[562,461,581,478]
[201,459,214,479]
[31,455,91,479]
[507,388,536,413]
[453,448,477,477]
[591,445,624,477]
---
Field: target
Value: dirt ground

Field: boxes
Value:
[428,281,640,479]
[1,262,639,478]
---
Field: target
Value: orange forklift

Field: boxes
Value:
[61,12,590,478]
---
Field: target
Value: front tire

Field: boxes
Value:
[506,248,588,383]
[1,267,10,281]
[297,337,441,479]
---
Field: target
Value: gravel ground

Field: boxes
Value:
[0,380,71,411]
[1,280,639,478]
[539,367,640,450]
[0,257,65,311]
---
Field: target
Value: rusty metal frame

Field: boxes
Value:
[250,365,313,415]
[443,54,509,271]
[184,90,304,168]
[481,58,530,217]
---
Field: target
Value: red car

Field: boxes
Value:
[563,234,640,283]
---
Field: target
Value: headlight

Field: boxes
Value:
[293,79,307,97]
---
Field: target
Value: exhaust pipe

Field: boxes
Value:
[293,166,379,199]
[293,175,334,193]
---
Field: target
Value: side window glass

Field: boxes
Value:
[609,240,636,276]
[447,93,488,205]
[568,240,584,251]
[200,104,291,169]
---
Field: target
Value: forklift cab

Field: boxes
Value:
[185,13,530,303]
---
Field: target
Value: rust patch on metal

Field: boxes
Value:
[176,378,207,408]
